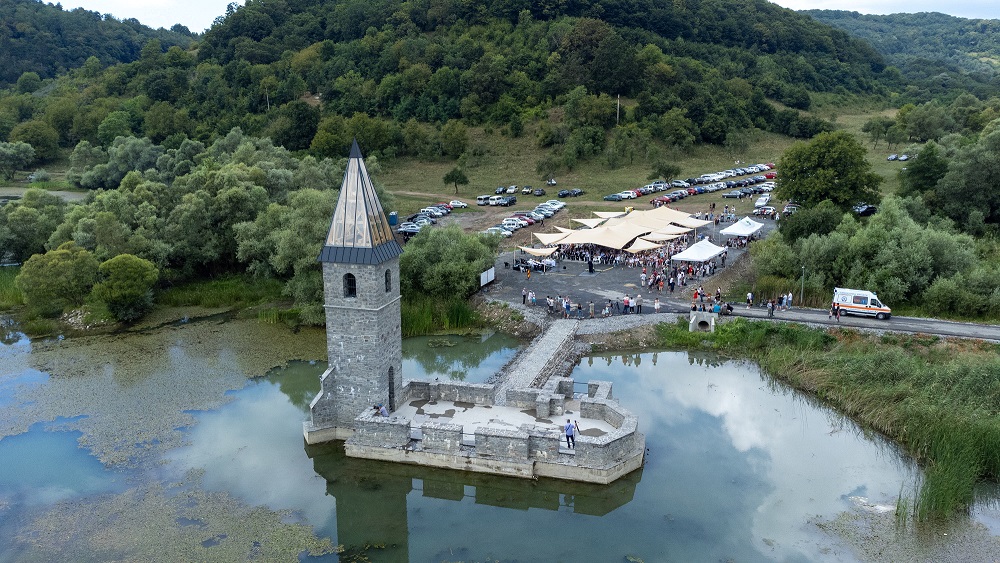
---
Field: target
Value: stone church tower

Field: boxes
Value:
[304,140,404,444]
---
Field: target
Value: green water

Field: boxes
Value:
[1,321,999,561]
[401,331,520,383]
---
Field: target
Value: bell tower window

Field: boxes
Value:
[343,274,357,298]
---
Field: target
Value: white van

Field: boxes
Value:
[833,287,891,319]
[489,195,505,206]
[477,195,491,206]
[501,218,522,230]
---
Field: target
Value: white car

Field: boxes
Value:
[506,185,518,194]
[617,191,637,200]
[482,227,512,237]
[449,200,468,208]
[544,200,566,209]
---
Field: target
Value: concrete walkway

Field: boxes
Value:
[493,318,578,406]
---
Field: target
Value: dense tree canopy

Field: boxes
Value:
[776,131,882,209]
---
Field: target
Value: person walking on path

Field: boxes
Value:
[786,291,793,310]
[522,288,527,305]
[636,294,643,314]
[589,300,595,319]
[654,297,661,313]
[746,291,754,309]
[564,419,580,449]
[623,295,630,314]
[830,301,838,320]
[767,299,775,318]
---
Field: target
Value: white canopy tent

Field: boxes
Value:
[669,239,726,263]
[720,217,764,237]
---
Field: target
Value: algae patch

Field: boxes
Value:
[15,482,335,562]
[0,317,326,466]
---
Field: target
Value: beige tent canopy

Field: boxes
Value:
[533,231,569,245]
[572,218,606,229]
[641,232,682,242]
[518,246,559,257]
[625,238,663,253]
[593,211,627,219]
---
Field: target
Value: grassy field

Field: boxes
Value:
[380,109,902,225]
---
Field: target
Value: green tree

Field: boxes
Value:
[898,141,948,198]
[0,141,35,180]
[440,119,468,158]
[15,72,41,94]
[647,162,681,182]
[443,167,469,194]
[861,116,894,147]
[0,188,65,262]
[776,131,882,209]
[778,200,845,243]
[400,226,497,299]
[97,111,134,147]
[14,242,99,317]
[91,254,159,322]
[9,121,59,162]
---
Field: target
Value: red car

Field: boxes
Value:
[651,195,674,205]
[765,172,777,179]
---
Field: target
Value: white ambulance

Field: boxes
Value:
[833,287,891,320]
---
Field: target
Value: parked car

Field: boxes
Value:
[533,207,554,218]
[765,171,777,179]
[399,224,422,235]
[501,195,517,206]
[887,154,898,161]
[506,185,518,194]
[521,186,533,194]
[604,193,623,201]
[898,154,909,161]
[412,217,433,227]
[753,205,777,217]
[569,188,585,197]
[449,200,468,208]
[544,200,566,209]
[482,226,512,237]
[617,191,636,200]
[557,189,571,198]
[533,188,546,196]
[722,190,743,198]
[854,203,878,216]
[495,186,507,194]
[782,204,801,216]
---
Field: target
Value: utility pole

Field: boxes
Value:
[800,265,805,305]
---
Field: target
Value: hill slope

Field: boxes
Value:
[0,0,194,86]
[804,10,1000,100]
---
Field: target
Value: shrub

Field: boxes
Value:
[91,254,159,322]
[14,242,99,317]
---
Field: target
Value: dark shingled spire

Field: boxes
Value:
[318,140,403,264]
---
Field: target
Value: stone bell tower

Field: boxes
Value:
[304,140,404,444]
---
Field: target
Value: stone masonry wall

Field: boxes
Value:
[311,259,404,431]
[475,427,529,460]
[350,409,410,447]
[421,422,463,454]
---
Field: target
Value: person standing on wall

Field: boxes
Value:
[564,419,580,449]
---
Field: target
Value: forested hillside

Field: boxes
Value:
[805,10,1000,102]
[0,0,894,172]
[0,0,194,86]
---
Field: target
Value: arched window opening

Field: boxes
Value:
[343,273,357,298]
[385,270,391,293]
[388,367,396,411]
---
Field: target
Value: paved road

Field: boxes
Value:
[489,250,1000,342]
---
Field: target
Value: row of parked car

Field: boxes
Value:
[481,200,567,238]
[604,163,776,203]
[397,200,469,236]
[493,185,548,197]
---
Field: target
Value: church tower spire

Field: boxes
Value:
[305,140,404,443]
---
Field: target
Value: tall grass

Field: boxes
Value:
[157,275,284,308]
[401,296,479,336]
[657,318,1000,521]
[0,266,22,310]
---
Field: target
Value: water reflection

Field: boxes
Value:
[401,332,519,383]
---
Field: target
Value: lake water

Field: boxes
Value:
[0,321,998,561]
